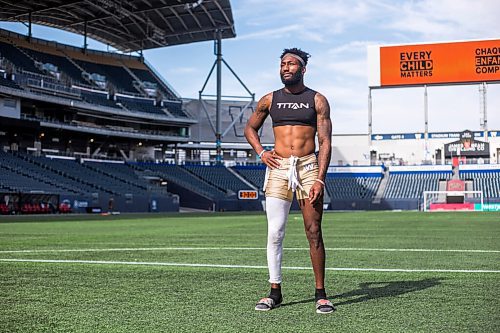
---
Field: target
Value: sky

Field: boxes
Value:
[1,0,499,135]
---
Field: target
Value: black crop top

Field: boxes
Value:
[269,87,317,128]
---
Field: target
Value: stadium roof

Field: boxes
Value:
[0,0,236,52]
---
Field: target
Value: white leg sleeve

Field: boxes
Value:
[265,196,292,284]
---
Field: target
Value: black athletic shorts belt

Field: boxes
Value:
[269,87,317,128]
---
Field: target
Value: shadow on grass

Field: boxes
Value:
[333,278,443,307]
[281,278,442,308]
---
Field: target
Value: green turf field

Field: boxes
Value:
[0,211,499,333]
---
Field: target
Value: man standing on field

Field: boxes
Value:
[244,48,334,314]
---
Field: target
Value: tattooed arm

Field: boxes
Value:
[244,93,281,169]
[309,92,332,204]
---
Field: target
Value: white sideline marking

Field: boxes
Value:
[0,247,498,254]
[0,258,499,273]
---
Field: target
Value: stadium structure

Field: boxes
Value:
[0,1,499,215]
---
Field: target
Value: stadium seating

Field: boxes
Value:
[134,163,227,199]
[74,59,138,93]
[0,74,21,89]
[80,91,185,118]
[460,170,500,199]
[183,164,253,194]
[163,101,190,118]
[0,151,81,195]
[384,172,452,199]
[233,165,382,199]
[232,165,266,189]
[0,151,182,213]
[0,164,57,193]
[42,158,150,196]
[20,153,104,195]
[0,40,44,74]
[116,96,166,115]
[2,148,500,213]
[0,151,176,197]
[0,36,197,124]
[84,161,167,196]
[80,90,121,109]
[18,46,86,85]
[130,68,176,100]
[325,175,381,200]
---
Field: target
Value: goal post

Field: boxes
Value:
[422,191,484,212]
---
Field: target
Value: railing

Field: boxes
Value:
[15,70,81,97]
[21,114,188,138]
[26,77,81,97]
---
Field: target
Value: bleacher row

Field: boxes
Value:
[0,38,190,118]
[460,171,500,199]
[0,38,169,96]
[384,172,452,199]
[1,151,500,214]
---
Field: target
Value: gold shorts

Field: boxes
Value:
[263,153,319,201]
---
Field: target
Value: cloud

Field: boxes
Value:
[163,0,500,133]
[167,67,197,74]
[326,40,377,56]
[236,24,302,41]
[383,0,500,40]
[234,0,373,43]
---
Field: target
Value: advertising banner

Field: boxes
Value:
[368,39,500,87]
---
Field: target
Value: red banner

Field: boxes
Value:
[430,203,474,211]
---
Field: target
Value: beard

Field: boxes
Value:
[280,70,303,86]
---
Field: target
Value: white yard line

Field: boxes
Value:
[0,247,498,253]
[0,258,499,273]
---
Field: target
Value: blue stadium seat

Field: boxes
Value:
[19,47,85,85]
[0,75,21,89]
[75,60,137,93]
[232,165,266,189]
[81,90,121,109]
[460,170,500,199]
[134,163,227,199]
[384,172,452,199]
[0,41,44,74]
[130,68,177,100]
[325,175,381,199]
[183,164,252,194]
[116,96,165,115]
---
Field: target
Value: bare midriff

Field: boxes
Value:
[272,125,316,158]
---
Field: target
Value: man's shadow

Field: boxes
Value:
[281,278,442,308]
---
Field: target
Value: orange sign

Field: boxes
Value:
[238,190,258,200]
[377,39,500,87]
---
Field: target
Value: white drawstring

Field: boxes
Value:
[263,166,270,191]
[286,155,303,192]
